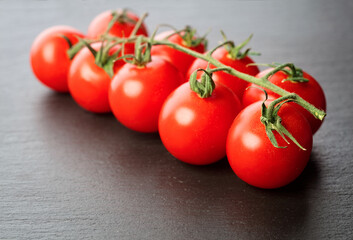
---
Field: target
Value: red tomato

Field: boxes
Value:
[187,47,259,99]
[159,82,242,165]
[109,56,184,133]
[87,9,148,39]
[227,101,313,189]
[242,68,326,134]
[68,42,133,113]
[151,30,206,77]
[30,25,84,92]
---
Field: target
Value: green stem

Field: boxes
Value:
[129,12,148,37]
[103,11,120,36]
[264,63,294,79]
[209,67,232,74]
[208,40,234,56]
[109,36,326,121]
[266,94,297,120]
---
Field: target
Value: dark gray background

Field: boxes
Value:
[1,0,352,239]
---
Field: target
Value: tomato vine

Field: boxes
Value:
[67,11,326,147]
[89,12,327,123]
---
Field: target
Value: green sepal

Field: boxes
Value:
[104,9,138,36]
[260,92,307,150]
[229,34,253,59]
[189,68,215,98]
[66,37,96,60]
[79,38,97,57]
[104,11,120,35]
[115,9,137,24]
[220,31,259,60]
[130,35,152,66]
[152,25,208,50]
[261,63,309,83]
[181,25,208,49]
[142,41,152,63]
[102,58,115,78]
[59,34,73,48]
[94,41,106,67]
[101,43,122,78]
[282,77,309,83]
[75,38,125,78]
[134,35,143,58]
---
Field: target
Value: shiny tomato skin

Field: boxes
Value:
[159,82,242,165]
[151,30,206,77]
[242,68,326,134]
[109,57,184,133]
[87,10,148,39]
[187,47,260,99]
[30,25,84,92]
[68,43,130,113]
[227,101,313,189]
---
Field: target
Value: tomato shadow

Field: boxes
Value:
[280,149,321,191]
[35,90,168,181]
[35,90,322,239]
[221,150,321,239]
[149,149,322,239]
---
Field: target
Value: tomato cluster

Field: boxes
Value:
[30,9,326,189]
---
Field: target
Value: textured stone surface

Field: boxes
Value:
[1,1,352,239]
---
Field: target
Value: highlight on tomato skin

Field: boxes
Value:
[30,25,85,92]
[87,9,148,39]
[108,56,184,133]
[28,9,330,193]
[151,30,206,77]
[242,68,326,134]
[226,101,313,189]
[158,82,242,165]
[187,47,260,100]
[68,42,132,114]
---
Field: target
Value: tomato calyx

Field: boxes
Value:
[101,13,151,67]
[67,38,98,60]
[218,31,260,60]
[105,11,148,39]
[79,39,122,78]
[189,66,231,98]
[132,36,152,66]
[260,91,307,150]
[262,63,309,83]
[114,35,151,67]
[61,35,100,60]
[60,34,81,60]
[189,68,215,98]
[111,9,137,25]
[101,9,139,36]
[179,25,208,49]
[152,25,208,49]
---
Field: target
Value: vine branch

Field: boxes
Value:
[69,22,326,121]
[146,37,325,120]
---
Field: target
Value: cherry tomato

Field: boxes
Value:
[87,9,148,39]
[159,82,242,165]
[109,56,184,133]
[151,30,206,77]
[187,47,259,99]
[242,68,326,134]
[30,25,84,92]
[68,43,133,113]
[227,101,313,189]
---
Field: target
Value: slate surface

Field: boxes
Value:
[0,1,352,239]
